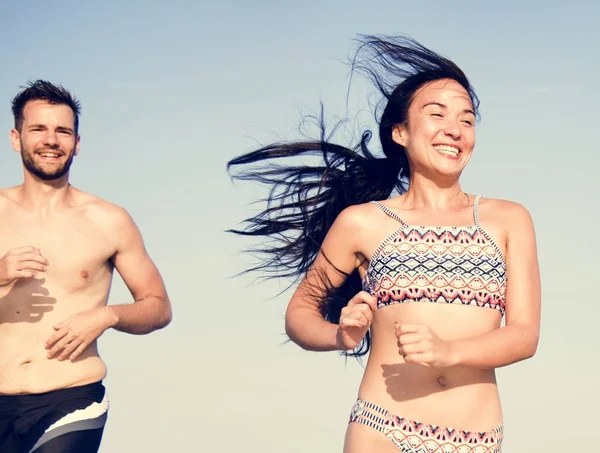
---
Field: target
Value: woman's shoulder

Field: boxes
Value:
[337,200,384,223]
[328,201,386,238]
[478,196,534,229]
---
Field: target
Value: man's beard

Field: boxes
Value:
[20,142,76,181]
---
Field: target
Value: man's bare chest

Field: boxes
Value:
[0,212,116,290]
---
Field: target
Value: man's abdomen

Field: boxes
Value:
[0,341,107,395]
[0,316,108,395]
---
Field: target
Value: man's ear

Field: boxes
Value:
[74,134,81,156]
[10,128,22,153]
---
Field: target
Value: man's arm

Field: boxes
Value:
[103,208,172,334]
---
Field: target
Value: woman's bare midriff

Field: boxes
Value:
[356,303,503,432]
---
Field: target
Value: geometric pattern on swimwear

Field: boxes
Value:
[349,399,504,453]
[363,197,507,316]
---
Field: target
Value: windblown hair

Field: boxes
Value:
[11,80,81,133]
[227,34,479,357]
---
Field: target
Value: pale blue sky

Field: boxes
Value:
[1,1,598,451]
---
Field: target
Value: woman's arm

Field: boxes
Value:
[448,201,541,368]
[285,205,366,351]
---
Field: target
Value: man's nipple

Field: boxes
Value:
[436,375,448,388]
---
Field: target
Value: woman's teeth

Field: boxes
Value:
[433,145,459,156]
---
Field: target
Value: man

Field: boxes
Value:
[0,80,172,452]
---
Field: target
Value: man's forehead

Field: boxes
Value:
[22,101,75,121]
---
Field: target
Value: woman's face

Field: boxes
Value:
[392,78,476,180]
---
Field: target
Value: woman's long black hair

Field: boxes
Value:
[227,34,480,357]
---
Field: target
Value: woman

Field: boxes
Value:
[228,34,540,453]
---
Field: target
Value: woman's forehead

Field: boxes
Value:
[413,79,472,107]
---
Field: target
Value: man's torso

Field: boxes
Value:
[0,188,118,394]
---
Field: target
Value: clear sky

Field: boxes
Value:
[1,1,598,451]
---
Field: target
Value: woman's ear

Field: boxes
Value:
[391,124,408,147]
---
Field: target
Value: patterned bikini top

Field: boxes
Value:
[363,196,507,316]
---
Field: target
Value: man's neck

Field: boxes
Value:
[17,173,74,213]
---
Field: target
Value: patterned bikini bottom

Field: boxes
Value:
[349,399,503,453]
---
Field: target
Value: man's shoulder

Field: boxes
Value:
[0,186,23,210]
[71,190,141,252]
[0,189,11,206]
[74,190,134,228]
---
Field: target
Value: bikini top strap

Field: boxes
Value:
[371,201,408,227]
[473,195,483,227]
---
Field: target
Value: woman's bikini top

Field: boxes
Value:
[362,196,507,316]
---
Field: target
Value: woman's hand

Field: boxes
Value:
[395,323,456,367]
[336,291,377,350]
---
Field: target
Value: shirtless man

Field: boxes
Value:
[0,80,172,453]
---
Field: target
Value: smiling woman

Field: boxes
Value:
[227,34,541,453]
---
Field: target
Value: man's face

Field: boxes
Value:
[11,100,80,181]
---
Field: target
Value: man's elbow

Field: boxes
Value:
[155,299,173,330]
[158,312,172,329]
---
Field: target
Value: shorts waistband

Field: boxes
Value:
[0,381,105,406]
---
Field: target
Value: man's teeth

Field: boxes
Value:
[434,145,459,156]
[39,153,60,158]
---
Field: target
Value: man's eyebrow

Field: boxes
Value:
[27,124,74,133]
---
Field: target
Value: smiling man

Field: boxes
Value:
[0,80,172,453]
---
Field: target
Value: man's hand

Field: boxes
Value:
[45,307,116,361]
[0,246,48,286]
